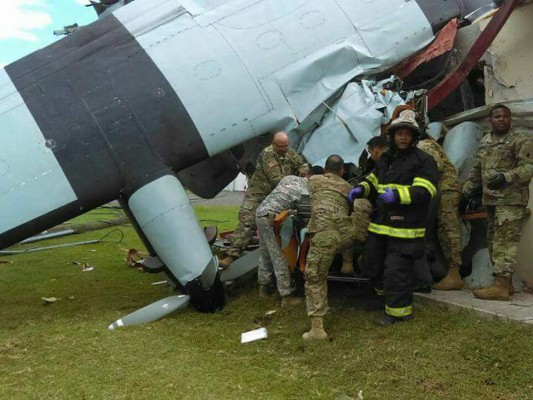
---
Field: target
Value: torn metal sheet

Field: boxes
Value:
[393,19,459,79]
[298,79,405,167]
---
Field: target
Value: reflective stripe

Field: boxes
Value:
[375,288,384,296]
[385,305,412,317]
[360,181,371,197]
[413,177,436,197]
[377,183,410,194]
[368,223,425,239]
[367,173,378,189]
[398,187,411,205]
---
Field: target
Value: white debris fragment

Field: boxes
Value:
[41,297,60,304]
[82,264,94,272]
[151,280,168,286]
[241,327,268,344]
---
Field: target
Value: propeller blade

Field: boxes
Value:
[108,294,190,330]
[219,249,260,282]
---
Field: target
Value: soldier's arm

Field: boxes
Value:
[463,149,483,196]
[293,152,310,176]
[418,141,444,174]
[502,135,533,185]
[262,152,284,186]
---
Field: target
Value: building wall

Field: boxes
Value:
[482,4,533,103]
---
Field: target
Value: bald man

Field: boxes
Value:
[219,132,309,268]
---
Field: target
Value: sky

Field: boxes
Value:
[0,0,98,67]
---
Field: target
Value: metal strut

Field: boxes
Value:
[427,0,521,110]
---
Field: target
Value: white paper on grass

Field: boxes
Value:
[241,327,268,344]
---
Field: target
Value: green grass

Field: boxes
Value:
[1,205,532,399]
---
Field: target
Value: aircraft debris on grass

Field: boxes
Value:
[0,0,518,327]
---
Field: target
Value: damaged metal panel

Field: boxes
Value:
[299,79,404,167]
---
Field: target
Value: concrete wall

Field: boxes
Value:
[481,4,533,103]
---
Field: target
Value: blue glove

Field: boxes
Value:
[348,187,364,202]
[379,188,397,204]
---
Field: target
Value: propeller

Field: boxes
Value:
[108,294,190,330]
[219,248,260,282]
[109,249,260,329]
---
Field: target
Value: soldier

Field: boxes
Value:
[417,134,464,290]
[463,104,533,300]
[255,171,316,307]
[303,155,370,340]
[350,110,438,326]
[362,136,389,175]
[219,132,309,268]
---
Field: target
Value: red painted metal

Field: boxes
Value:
[427,0,521,110]
[393,19,459,79]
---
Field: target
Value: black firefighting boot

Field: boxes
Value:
[433,266,464,290]
[373,313,413,327]
[473,276,512,301]
[302,317,328,340]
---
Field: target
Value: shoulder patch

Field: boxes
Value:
[268,160,278,168]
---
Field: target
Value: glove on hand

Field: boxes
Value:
[487,173,507,190]
[348,187,364,202]
[379,188,397,204]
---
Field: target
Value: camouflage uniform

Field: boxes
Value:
[226,146,309,258]
[305,174,360,317]
[255,176,309,296]
[464,130,533,276]
[418,139,462,269]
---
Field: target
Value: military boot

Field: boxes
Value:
[218,255,236,269]
[433,266,464,291]
[472,276,512,301]
[302,317,328,340]
[281,295,302,307]
[340,261,354,276]
[258,284,270,298]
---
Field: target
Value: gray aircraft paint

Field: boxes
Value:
[127,174,216,286]
[442,122,486,183]
[0,69,77,234]
[300,79,405,167]
[113,0,434,157]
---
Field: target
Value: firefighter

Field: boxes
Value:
[349,110,438,326]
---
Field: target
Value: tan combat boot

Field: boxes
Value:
[281,295,302,307]
[433,266,464,290]
[218,255,236,269]
[258,284,270,298]
[473,276,512,301]
[340,261,354,276]
[302,317,328,340]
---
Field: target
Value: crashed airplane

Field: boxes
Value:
[0,0,523,327]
